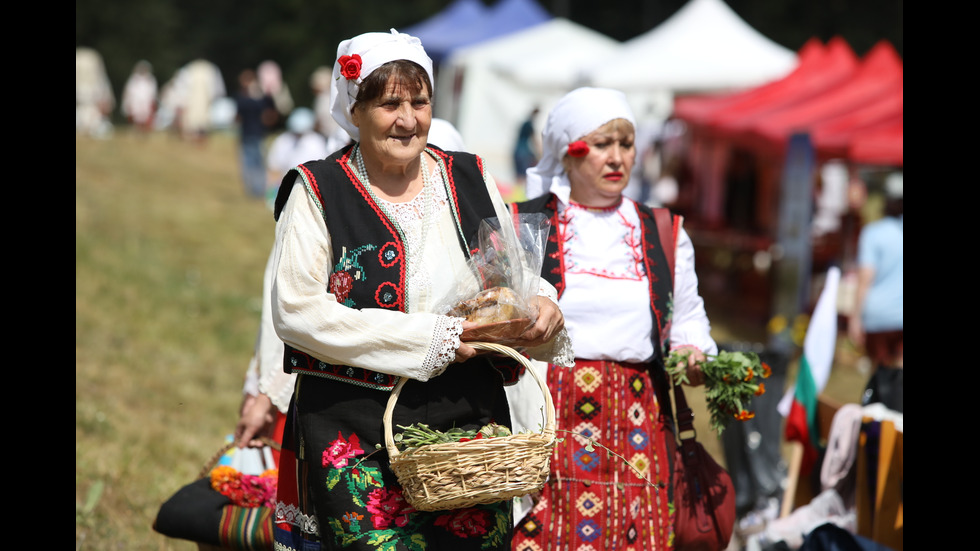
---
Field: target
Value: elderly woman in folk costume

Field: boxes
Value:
[268,30,572,551]
[508,87,717,550]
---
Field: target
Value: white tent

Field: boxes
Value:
[436,18,622,186]
[587,0,797,95]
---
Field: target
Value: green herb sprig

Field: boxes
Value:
[554,430,663,489]
[390,422,513,451]
[666,349,771,435]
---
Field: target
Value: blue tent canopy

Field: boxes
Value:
[400,0,489,44]
[403,0,552,64]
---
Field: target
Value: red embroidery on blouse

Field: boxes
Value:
[560,203,643,281]
[567,197,623,212]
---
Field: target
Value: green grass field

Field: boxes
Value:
[75,129,868,550]
[77,129,276,550]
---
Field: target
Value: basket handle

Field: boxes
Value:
[383,342,555,459]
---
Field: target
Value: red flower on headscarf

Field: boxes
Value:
[338,54,363,80]
[567,140,590,157]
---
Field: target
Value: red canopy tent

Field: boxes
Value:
[671,38,826,123]
[671,37,902,231]
[674,37,861,136]
[810,102,903,162]
[669,38,858,231]
[848,118,903,167]
[744,40,903,158]
[674,37,903,167]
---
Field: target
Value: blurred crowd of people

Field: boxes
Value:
[77,47,357,200]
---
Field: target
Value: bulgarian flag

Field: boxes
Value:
[778,266,840,476]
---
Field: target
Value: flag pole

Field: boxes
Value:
[780,441,804,518]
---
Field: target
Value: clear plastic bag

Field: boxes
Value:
[438,213,551,343]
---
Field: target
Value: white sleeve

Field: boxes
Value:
[669,227,718,356]
[255,245,296,413]
[242,354,259,396]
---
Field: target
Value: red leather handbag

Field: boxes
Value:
[669,380,736,550]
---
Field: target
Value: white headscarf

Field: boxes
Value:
[525,87,636,203]
[330,29,434,143]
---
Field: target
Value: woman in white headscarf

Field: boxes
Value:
[269,30,572,551]
[508,87,717,550]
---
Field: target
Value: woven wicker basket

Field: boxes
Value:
[383,342,556,512]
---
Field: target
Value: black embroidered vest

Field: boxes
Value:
[273,144,522,390]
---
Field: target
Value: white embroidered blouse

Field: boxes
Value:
[557,198,718,363]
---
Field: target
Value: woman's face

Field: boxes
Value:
[565,120,636,207]
[352,80,431,165]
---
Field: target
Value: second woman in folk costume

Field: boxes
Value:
[509,87,717,551]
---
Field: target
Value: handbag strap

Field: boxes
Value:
[651,207,696,443]
[671,377,698,443]
[652,207,676,279]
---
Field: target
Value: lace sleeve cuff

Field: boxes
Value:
[418,315,463,381]
[524,326,575,368]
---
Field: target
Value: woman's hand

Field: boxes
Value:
[452,296,564,361]
[453,335,478,363]
[454,296,565,362]
[673,344,706,386]
[234,393,277,448]
[514,296,565,348]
